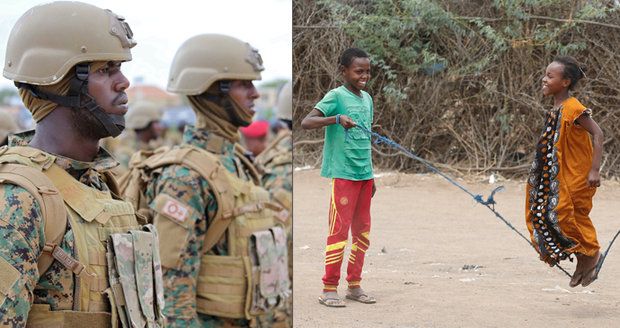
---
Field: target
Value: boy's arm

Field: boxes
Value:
[576,114,603,187]
[300,109,356,130]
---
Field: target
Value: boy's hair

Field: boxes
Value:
[339,48,369,68]
[553,56,586,90]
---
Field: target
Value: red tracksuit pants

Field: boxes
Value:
[322,178,373,291]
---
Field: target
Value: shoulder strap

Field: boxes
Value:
[254,131,293,172]
[118,148,168,223]
[101,171,121,199]
[0,163,67,275]
[142,146,236,252]
[255,130,291,166]
[233,143,261,186]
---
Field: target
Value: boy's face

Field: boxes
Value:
[342,57,371,91]
[542,62,570,96]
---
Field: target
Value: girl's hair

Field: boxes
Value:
[553,56,587,90]
[339,48,369,67]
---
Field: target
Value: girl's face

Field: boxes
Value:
[341,57,371,92]
[542,61,570,96]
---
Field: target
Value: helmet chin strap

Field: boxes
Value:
[78,89,125,137]
[222,97,251,127]
[213,81,251,127]
[16,63,125,137]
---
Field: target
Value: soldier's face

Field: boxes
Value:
[149,120,165,139]
[228,80,260,114]
[69,61,130,139]
[88,61,130,115]
[245,135,268,157]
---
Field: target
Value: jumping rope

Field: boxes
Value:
[349,124,618,278]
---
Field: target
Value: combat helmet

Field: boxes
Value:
[3,1,136,137]
[167,34,264,127]
[125,101,162,130]
[276,81,292,121]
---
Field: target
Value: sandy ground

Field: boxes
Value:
[292,169,620,328]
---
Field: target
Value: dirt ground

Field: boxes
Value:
[292,169,620,328]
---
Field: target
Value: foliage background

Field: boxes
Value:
[293,0,620,177]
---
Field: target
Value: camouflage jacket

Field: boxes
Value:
[0,131,119,325]
[144,125,252,327]
[113,130,164,171]
[255,130,292,206]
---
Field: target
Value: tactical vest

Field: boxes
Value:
[121,144,290,320]
[0,146,164,328]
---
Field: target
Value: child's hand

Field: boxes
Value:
[587,169,601,188]
[340,115,356,129]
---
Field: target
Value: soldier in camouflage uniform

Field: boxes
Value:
[254,81,292,327]
[0,111,19,147]
[0,2,163,326]
[123,34,290,327]
[113,101,165,171]
[255,81,293,202]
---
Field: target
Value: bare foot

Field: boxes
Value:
[580,251,601,287]
[569,254,586,288]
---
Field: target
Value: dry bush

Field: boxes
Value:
[293,0,620,178]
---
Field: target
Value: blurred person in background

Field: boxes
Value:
[240,119,270,158]
[114,100,164,170]
[0,110,19,146]
[254,80,293,326]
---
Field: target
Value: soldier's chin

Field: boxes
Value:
[94,115,125,138]
[110,115,125,127]
[114,124,126,135]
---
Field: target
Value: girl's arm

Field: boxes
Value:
[301,109,356,130]
[576,114,604,187]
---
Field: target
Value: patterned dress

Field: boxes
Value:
[525,97,600,264]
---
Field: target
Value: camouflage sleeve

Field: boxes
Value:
[145,164,216,328]
[262,163,293,216]
[259,136,292,208]
[112,146,132,171]
[0,184,44,325]
[262,163,293,194]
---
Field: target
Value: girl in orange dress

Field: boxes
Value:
[525,56,604,288]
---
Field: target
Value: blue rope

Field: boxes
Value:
[596,229,620,277]
[352,124,573,277]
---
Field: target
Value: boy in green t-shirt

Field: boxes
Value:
[301,48,377,307]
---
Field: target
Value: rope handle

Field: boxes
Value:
[352,123,578,278]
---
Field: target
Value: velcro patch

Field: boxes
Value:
[0,257,20,300]
[152,193,193,227]
[162,199,188,223]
